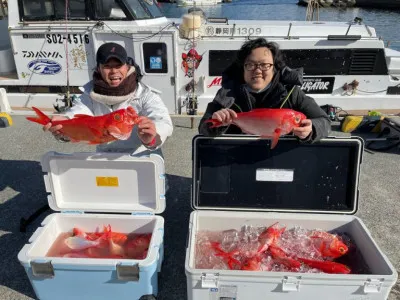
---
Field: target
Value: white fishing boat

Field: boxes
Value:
[0,0,399,116]
[177,0,223,7]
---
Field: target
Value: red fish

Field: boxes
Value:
[210,242,241,270]
[73,225,128,245]
[257,222,286,254]
[125,233,152,259]
[269,245,301,270]
[205,108,307,149]
[26,106,140,144]
[241,255,262,271]
[297,257,351,274]
[63,252,91,258]
[83,226,126,258]
[309,231,349,259]
[64,234,107,251]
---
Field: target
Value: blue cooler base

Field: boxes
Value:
[24,258,161,300]
[18,213,165,300]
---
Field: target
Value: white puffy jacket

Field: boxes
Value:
[64,81,173,156]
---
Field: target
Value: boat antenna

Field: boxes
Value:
[306,0,319,21]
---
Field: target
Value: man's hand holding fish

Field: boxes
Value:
[211,108,238,126]
[137,116,158,148]
[292,119,313,140]
[43,115,70,142]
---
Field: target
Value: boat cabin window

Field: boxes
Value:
[208,49,388,76]
[20,0,87,20]
[142,42,168,73]
[19,0,164,21]
[136,0,163,19]
[209,50,238,76]
[94,0,128,20]
[56,0,86,19]
[124,0,149,19]
[21,0,54,20]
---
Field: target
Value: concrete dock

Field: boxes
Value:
[0,116,399,300]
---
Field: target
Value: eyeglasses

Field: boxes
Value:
[244,62,274,71]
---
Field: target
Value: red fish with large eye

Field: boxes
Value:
[205,108,307,149]
[26,106,140,144]
[309,231,349,259]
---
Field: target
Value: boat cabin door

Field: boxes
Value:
[133,33,177,114]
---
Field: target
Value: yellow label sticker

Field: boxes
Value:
[96,176,119,187]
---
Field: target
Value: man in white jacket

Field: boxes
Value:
[43,42,173,157]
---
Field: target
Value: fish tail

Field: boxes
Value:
[26,107,52,125]
[205,119,223,128]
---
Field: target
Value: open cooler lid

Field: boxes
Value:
[192,135,363,215]
[41,151,166,214]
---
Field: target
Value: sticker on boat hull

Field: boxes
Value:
[301,77,335,94]
[182,48,204,78]
[27,59,62,75]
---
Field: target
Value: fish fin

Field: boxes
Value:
[108,126,132,140]
[73,114,92,118]
[26,107,52,125]
[88,127,104,138]
[270,128,281,149]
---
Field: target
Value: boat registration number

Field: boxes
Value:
[46,34,90,44]
[204,26,262,36]
[235,27,262,36]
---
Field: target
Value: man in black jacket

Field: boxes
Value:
[198,38,331,142]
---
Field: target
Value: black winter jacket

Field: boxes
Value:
[198,65,331,143]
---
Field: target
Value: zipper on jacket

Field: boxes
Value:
[241,86,253,111]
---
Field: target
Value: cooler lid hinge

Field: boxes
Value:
[116,263,140,281]
[31,260,55,278]
[201,272,219,288]
[364,278,383,293]
[282,276,301,292]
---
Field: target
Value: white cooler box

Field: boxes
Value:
[185,135,398,300]
[18,151,166,300]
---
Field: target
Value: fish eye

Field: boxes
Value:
[114,114,121,121]
[295,116,300,123]
[339,247,345,253]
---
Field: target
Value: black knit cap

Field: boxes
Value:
[96,42,127,65]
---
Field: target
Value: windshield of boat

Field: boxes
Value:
[124,0,163,19]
